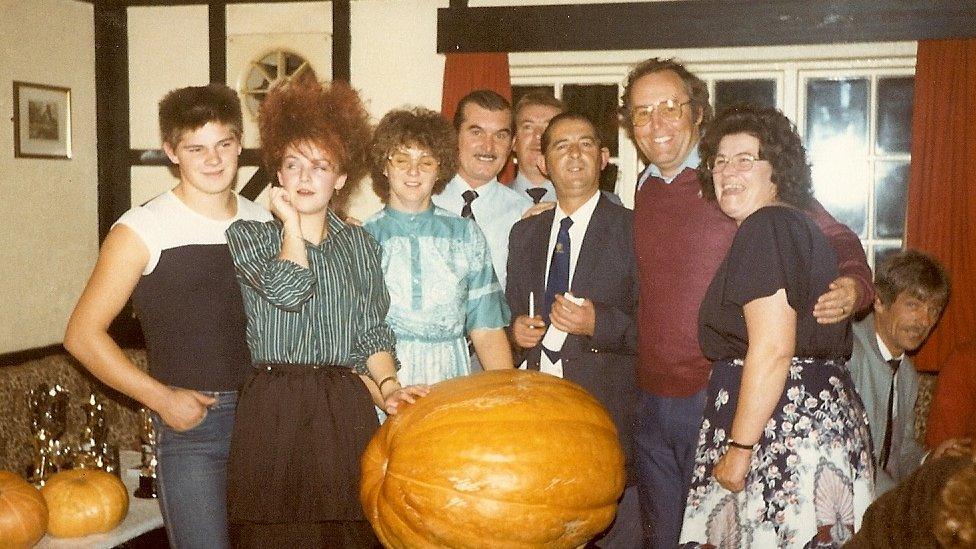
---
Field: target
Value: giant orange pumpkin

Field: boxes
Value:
[360,369,625,548]
[0,471,48,549]
[41,469,128,538]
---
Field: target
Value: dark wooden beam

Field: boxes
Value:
[94,2,130,242]
[332,0,350,82]
[438,1,976,53]
[0,345,65,367]
[128,148,262,166]
[209,1,227,84]
[240,167,271,201]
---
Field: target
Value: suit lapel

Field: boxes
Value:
[530,209,555,309]
[570,195,609,297]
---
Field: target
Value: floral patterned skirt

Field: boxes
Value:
[679,357,875,548]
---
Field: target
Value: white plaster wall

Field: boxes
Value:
[0,0,96,353]
[347,0,447,220]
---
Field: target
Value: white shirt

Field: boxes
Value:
[432,175,532,288]
[875,332,902,418]
[539,190,601,377]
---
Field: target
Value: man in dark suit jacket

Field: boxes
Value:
[506,112,641,548]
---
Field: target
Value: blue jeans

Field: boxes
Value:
[153,391,236,549]
[633,388,707,549]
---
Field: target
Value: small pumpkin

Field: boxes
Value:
[0,471,48,549]
[41,469,128,538]
[360,369,625,548]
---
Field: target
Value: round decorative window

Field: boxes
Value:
[241,49,317,117]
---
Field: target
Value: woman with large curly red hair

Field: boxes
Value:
[223,79,426,547]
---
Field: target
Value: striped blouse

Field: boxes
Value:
[225,211,398,374]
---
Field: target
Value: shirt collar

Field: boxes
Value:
[555,190,600,229]
[452,174,499,197]
[875,331,902,363]
[638,145,701,187]
[383,203,434,220]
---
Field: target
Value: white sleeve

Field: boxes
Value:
[113,207,161,275]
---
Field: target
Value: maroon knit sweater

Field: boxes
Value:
[634,167,734,396]
[633,167,872,397]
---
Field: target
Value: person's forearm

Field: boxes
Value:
[733,291,796,445]
[64,328,171,412]
[731,346,792,445]
[365,351,400,399]
[471,328,515,370]
[278,221,309,268]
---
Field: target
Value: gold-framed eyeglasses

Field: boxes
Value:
[708,153,764,173]
[627,99,690,126]
[388,152,439,173]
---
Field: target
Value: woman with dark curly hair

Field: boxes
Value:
[223,80,426,547]
[363,107,513,386]
[679,103,874,547]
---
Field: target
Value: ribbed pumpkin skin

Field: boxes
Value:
[41,469,128,538]
[0,471,48,549]
[360,369,625,548]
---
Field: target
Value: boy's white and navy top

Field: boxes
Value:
[113,191,271,391]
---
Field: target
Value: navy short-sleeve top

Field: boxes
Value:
[698,205,852,361]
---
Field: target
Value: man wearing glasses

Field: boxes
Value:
[622,57,875,548]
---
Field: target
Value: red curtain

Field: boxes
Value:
[905,39,976,372]
[441,52,515,183]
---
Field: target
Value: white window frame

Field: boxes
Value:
[510,42,916,266]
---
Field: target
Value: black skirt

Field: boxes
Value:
[227,363,380,548]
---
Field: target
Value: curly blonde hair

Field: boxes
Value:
[259,79,371,217]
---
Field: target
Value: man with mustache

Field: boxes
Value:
[433,89,532,289]
[849,249,951,497]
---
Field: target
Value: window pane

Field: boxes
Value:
[562,84,620,156]
[876,77,914,155]
[714,79,777,114]
[805,78,869,158]
[811,160,868,237]
[873,244,903,269]
[512,85,555,108]
[874,161,909,239]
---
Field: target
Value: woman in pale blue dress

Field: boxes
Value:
[363,107,514,386]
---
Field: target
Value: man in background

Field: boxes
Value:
[848,249,962,496]
[511,91,621,206]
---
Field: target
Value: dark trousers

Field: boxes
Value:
[633,388,707,549]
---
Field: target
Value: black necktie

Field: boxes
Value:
[526,187,547,204]
[880,357,901,470]
[542,217,573,363]
[461,190,478,220]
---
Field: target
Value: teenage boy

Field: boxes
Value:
[65,84,270,548]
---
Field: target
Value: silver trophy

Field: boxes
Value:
[74,392,120,476]
[26,384,71,485]
[134,407,158,498]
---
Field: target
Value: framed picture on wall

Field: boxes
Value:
[13,81,72,159]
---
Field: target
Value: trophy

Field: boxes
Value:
[74,392,120,476]
[26,384,71,485]
[134,408,158,498]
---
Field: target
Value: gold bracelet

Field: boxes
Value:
[378,375,399,393]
